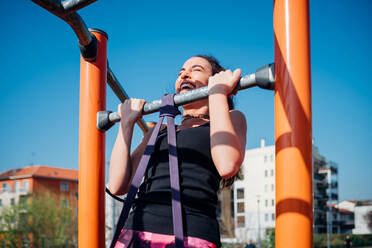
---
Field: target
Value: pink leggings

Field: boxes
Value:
[114,229,217,248]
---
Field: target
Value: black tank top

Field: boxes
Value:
[124,122,222,246]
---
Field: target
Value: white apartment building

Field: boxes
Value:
[233,139,275,243]
[353,204,372,234]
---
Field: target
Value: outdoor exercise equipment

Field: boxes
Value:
[31,0,313,248]
[97,63,275,132]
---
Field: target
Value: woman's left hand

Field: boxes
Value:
[208,69,241,96]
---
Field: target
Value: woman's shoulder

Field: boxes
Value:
[229,110,246,123]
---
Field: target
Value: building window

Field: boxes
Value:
[2,183,8,193]
[61,199,68,208]
[10,198,15,206]
[272,199,275,206]
[264,170,268,177]
[0,199,2,206]
[271,184,275,192]
[270,154,274,162]
[270,169,274,176]
[237,202,245,213]
[265,213,269,222]
[23,180,29,192]
[15,181,20,193]
[237,170,244,180]
[272,213,275,221]
[264,155,267,162]
[60,182,69,192]
[237,216,245,227]
[265,199,268,207]
[237,188,244,199]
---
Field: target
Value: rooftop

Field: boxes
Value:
[338,208,354,214]
[0,165,78,181]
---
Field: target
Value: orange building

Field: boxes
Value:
[0,165,78,209]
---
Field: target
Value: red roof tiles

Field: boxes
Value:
[0,165,78,181]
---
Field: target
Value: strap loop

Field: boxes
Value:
[110,94,184,248]
[160,94,181,117]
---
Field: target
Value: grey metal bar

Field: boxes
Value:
[31,0,93,46]
[99,63,274,131]
[108,73,256,122]
[63,13,92,46]
[31,0,65,16]
[31,0,97,16]
[107,66,149,133]
[32,0,148,131]
[62,0,98,15]
[107,67,130,102]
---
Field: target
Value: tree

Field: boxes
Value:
[0,194,77,247]
[220,187,235,238]
[262,228,275,248]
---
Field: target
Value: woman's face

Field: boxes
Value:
[175,57,212,94]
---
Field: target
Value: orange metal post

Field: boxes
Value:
[78,29,108,248]
[274,0,312,247]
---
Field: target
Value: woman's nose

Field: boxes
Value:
[181,69,191,79]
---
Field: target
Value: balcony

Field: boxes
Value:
[314,218,327,225]
[328,181,338,188]
[316,182,327,189]
[314,192,327,199]
[314,203,327,210]
[330,193,338,200]
[328,162,338,173]
[314,173,326,181]
[0,187,30,195]
[318,161,338,175]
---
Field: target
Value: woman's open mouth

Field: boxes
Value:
[179,81,196,93]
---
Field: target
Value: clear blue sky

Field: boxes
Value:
[0,1,370,201]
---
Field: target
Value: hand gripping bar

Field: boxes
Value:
[97,63,275,132]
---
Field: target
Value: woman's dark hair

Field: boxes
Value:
[194,54,240,188]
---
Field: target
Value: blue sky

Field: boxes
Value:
[0,1,370,201]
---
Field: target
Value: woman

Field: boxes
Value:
[107,55,247,248]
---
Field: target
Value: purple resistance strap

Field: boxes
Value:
[110,94,184,248]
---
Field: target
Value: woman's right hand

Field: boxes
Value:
[118,98,146,126]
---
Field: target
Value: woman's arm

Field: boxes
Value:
[107,99,154,195]
[208,69,247,179]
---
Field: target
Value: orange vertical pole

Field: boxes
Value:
[78,29,107,248]
[274,0,312,247]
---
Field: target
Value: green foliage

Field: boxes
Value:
[349,234,372,247]
[220,233,372,248]
[0,194,77,248]
[313,233,324,247]
[262,228,275,248]
[313,233,372,248]
[221,243,246,248]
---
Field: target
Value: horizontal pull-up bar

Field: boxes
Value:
[97,63,275,132]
